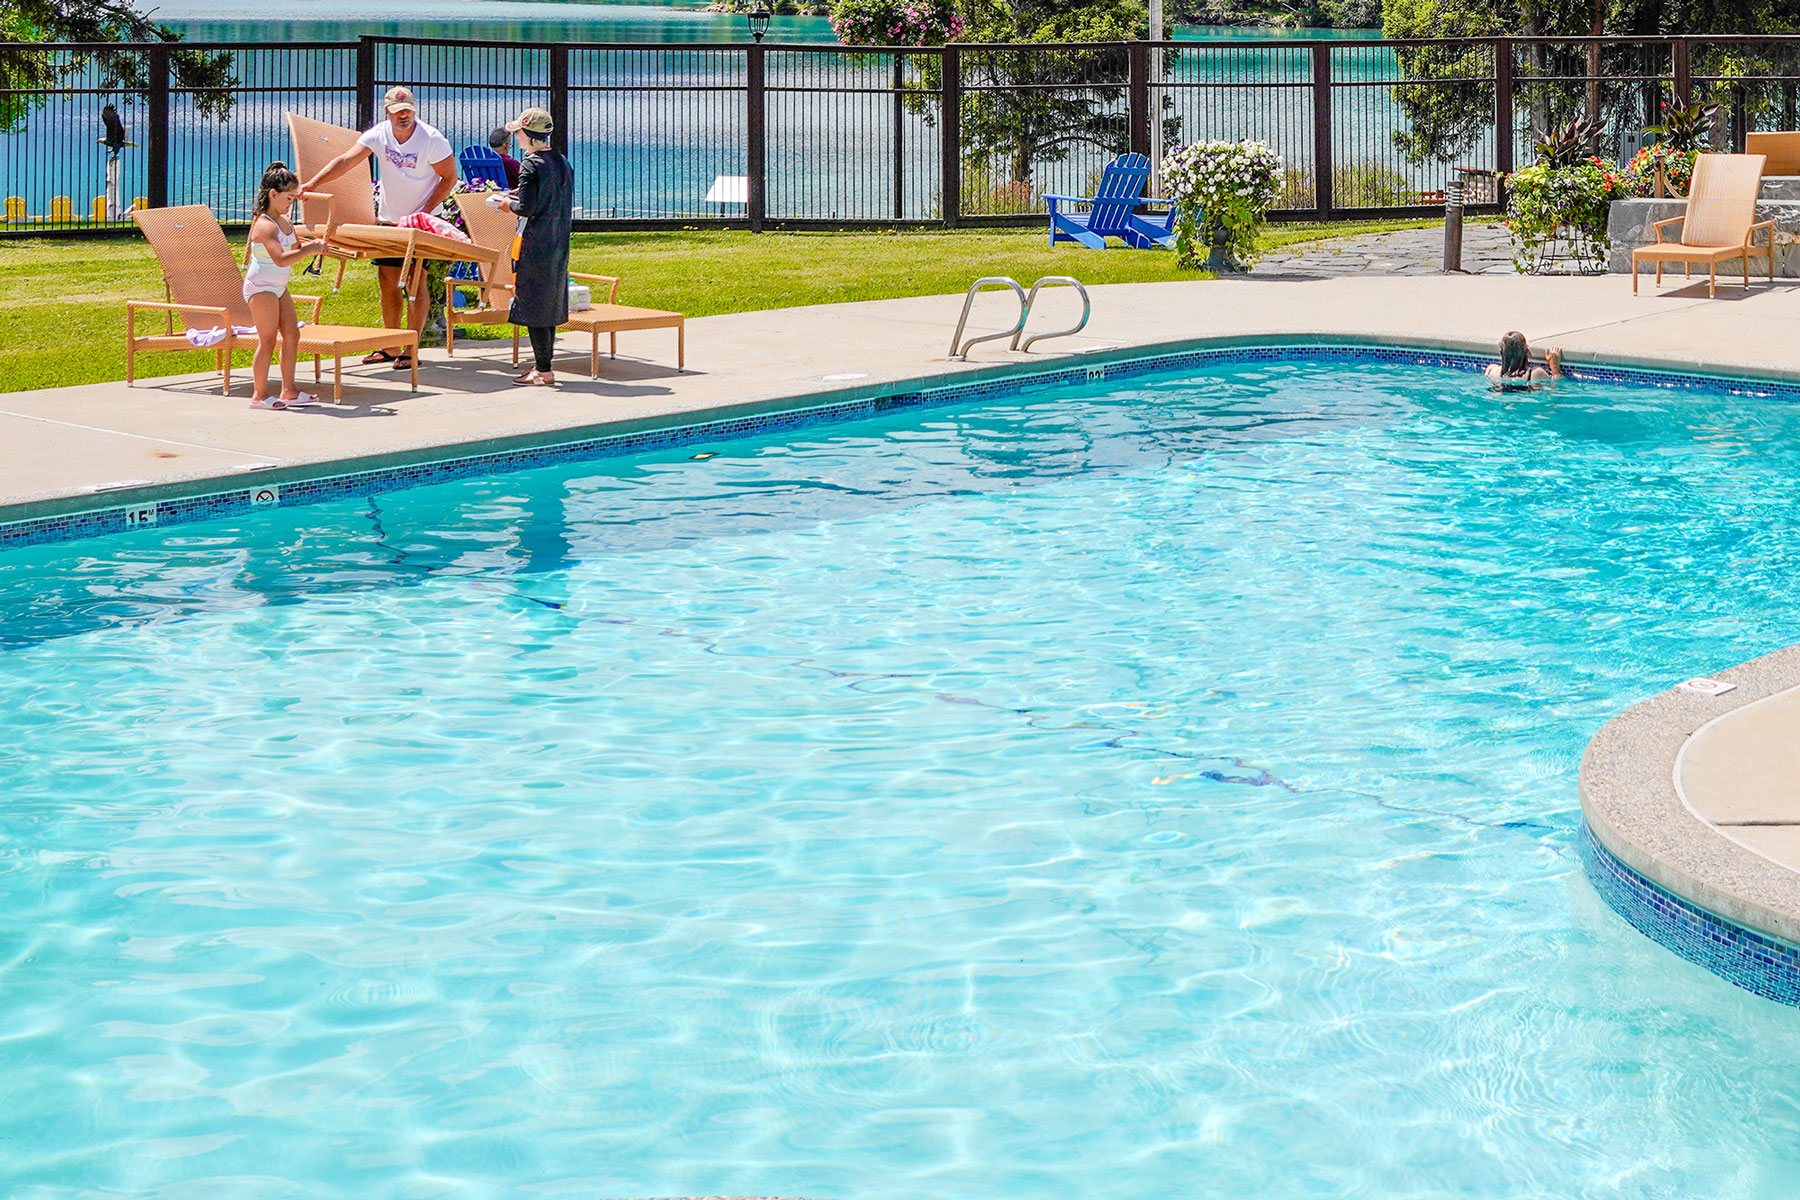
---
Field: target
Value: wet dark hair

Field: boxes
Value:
[1498,330,1530,378]
[254,160,299,216]
[488,126,510,151]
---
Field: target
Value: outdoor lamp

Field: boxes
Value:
[747,4,772,43]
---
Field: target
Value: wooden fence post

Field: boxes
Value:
[147,44,170,210]
[747,44,766,232]
[550,44,569,157]
[893,53,905,220]
[941,46,960,228]
[1129,42,1150,159]
[1311,43,1332,218]
[1673,38,1691,106]
[1494,37,1513,179]
[355,37,375,132]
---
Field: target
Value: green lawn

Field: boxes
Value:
[0,220,1442,394]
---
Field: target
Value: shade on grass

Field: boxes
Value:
[0,221,1440,393]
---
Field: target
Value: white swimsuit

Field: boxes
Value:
[243,227,297,299]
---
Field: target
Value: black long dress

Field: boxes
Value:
[506,148,573,328]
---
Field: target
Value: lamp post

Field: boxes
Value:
[747,3,772,43]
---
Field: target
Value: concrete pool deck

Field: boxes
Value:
[10,266,1800,977]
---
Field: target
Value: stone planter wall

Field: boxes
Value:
[1607,176,1800,277]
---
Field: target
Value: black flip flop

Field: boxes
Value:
[361,350,400,365]
[391,354,415,370]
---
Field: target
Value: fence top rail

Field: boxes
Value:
[0,40,362,52]
[9,32,1800,57]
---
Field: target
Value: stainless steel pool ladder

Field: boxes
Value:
[948,275,1091,361]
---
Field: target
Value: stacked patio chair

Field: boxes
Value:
[127,205,418,401]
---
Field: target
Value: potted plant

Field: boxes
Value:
[1160,139,1283,272]
[1504,115,1624,274]
[1637,95,1718,196]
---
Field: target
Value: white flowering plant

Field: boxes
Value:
[1160,139,1284,271]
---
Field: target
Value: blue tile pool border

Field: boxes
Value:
[1581,822,1800,1007]
[11,340,1800,555]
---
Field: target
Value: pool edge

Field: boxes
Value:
[12,331,1800,550]
[1580,641,1800,1004]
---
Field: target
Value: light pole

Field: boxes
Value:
[747,3,772,43]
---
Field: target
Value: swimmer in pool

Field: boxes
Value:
[1484,330,1564,389]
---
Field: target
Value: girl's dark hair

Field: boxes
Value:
[254,160,299,216]
[1499,330,1530,378]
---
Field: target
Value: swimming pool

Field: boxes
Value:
[6,350,1800,1197]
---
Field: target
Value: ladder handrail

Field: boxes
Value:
[1012,276,1091,353]
[948,276,1028,361]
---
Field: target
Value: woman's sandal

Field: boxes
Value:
[248,396,292,411]
[391,354,414,371]
[361,349,400,365]
[513,370,555,387]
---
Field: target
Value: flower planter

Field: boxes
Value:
[1161,140,1283,273]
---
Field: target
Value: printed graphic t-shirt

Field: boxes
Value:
[356,119,454,223]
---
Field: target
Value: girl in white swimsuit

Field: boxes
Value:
[244,162,327,410]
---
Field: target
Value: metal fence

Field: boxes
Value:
[4,33,1800,235]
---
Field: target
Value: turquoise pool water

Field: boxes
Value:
[6,354,1800,1197]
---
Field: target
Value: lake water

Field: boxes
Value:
[149,0,1381,46]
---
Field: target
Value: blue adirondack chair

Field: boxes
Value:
[1044,153,1178,250]
[458,145,511,189]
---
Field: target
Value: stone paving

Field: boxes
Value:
[1255,221,1515,277]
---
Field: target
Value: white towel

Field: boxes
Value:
[185,323,303,348]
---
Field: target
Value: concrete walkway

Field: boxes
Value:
[7,269,1800,518]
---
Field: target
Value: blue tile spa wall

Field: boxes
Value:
[1582,823,1800,1007]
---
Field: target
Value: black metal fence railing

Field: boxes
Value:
[5,34,1800,236]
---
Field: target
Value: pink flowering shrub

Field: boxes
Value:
[830,0,963,46]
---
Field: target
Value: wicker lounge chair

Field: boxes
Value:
[1632,153,1776,297]
[444,198,523,355]
[450,198,684,376]
[1745,132,1800,176]
[128,204,418,401]
[558,281,685,377]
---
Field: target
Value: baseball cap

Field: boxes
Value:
[383,86,418,114]
[506,107,554,136]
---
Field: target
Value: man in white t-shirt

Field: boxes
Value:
[300,86,458,367]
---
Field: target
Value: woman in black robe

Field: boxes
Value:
[489,107,572,386]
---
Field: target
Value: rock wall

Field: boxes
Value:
[1607,177,1800,277]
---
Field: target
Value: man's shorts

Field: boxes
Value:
[372,256,407,269]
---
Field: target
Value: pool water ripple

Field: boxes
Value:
[6,357,1800,1196]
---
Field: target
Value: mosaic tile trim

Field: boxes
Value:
[1581,822,1800,1007]
[7,340,1800,553]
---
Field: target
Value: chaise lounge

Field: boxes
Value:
[128,204,418,401]
[1631,152,1776,297]
[452,198,685,377]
